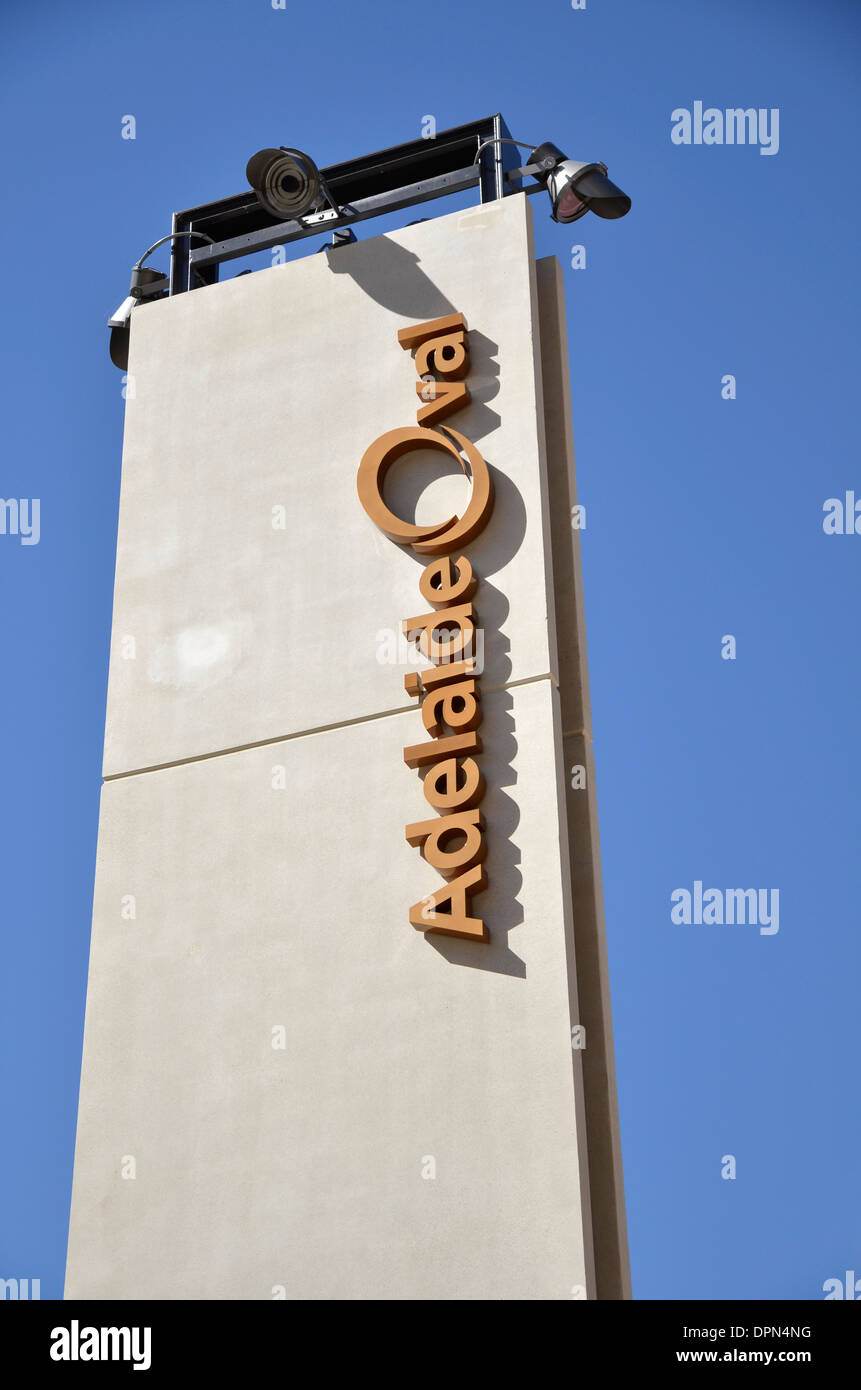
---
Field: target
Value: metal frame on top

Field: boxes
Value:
[169,115,525,296]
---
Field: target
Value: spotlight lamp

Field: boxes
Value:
[245,146,338,222]
[476,135,631,225]
[107,231,215,371]
[528,141,631,223]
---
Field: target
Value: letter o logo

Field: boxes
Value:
[357,425,493,555]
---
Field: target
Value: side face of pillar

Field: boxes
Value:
[65,193,626,1299]
[535,257,632,1300]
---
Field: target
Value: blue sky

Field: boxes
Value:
[1,0,858,1300]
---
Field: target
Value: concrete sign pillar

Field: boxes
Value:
[66,193,629,1300]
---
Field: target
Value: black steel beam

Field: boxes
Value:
[188,166,481,272]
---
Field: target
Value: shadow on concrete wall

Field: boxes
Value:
[323,235,455,320]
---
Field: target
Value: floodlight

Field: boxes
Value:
[528,141,631,223]
[246,147,327,221]
[107,232,215,371]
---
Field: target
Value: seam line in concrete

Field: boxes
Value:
[102,671,557,782]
